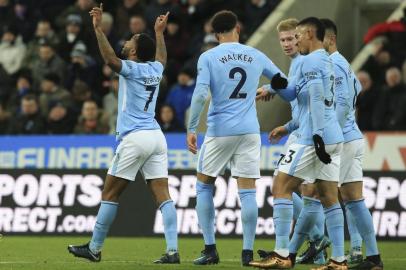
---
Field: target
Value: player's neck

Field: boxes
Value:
[328,45,338,54]
[308,40,324,53]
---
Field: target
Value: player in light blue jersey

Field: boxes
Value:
[321,18,383,270]
[186,10,288,267]
[68,6,180,264]
[256,18,328,266]
[250,17,347,270]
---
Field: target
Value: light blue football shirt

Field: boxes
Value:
[295,49,343,145]
[330,51,363,143]
[115,60,163,141]
[193,42,285,136]
[283,53,303,135]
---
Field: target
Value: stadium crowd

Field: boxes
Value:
[0,0,280,135]
[356,8,406,131]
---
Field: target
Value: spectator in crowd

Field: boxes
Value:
[39,72,71,117]
[165,67,195,126]
[115,0,145,37]
[100,64,114,96]
[158,104,184,132]
[356,70,380,131]
[56,0,96,33]
[57,14,89,62]
[74,100,108,134]
[187,19,217,58]
[65,41,98,91]
[46,102,76,134]
[372,67,406,130]
[0,103,10,134]
[145,0,181,30]
[8,94,46,134]
[116,15,148,54]
[243,0,279,36]
[24,20,59,67]
[402,60,406,84]
[362,43,393,88]
[165,16,189,85]
[103,76,118,135]
[181,0,210,34]
[7,71,34,114]
[31,41,66,90]
[71,79,94,116]
[0,25,26,76]
[100,12,119,51]
[12,0,39,42]
[0,0,15,31]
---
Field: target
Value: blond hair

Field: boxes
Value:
[277,18,299,32]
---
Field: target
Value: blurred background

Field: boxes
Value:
[0,0,405,241]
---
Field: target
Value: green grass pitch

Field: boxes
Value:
[0,237,404,270]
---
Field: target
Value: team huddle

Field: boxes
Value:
[66,5,383,270]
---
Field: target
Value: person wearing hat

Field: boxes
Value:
[7,71,35,114]
[39,72,72,117]
[66,41,97,90]
[165,66,196,127]
[58,14,88,62]
[0,24,26,76]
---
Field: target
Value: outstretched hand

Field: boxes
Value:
[154,12,169,34]
[89,3,103,29]
[256,87,274,102]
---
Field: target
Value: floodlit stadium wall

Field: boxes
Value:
[0,133,405,240]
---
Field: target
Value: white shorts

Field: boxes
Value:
[278,143,343,183]
[107,129,168,181]
[197,134,261,179]
[338,139,364,187]
[273,132,299,177]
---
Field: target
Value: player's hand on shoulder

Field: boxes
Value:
[187,132,197,154]
[89,3,103,29]
[256,87,274,102]
[154,12,169,33]
[269,126,288,144]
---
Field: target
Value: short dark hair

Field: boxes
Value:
[211,10,238,34]
[136,33,155,62]
[22,94,37,102]
[320,18,337,37]
[298,17,325,42]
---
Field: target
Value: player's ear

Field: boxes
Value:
[235,24,241,35]
[130,48,136,57]
[214,33,219,41]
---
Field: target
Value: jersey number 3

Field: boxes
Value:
[229,67,247,99]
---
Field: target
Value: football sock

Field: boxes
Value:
[196,180,215,245]
[346,199,379,256]
[289,197,321,253]
[324,203,345,261]
[239,189,258,250]
[292,192,303,221]
[308,199,325,242]
[159,200,178,252]
[89,201,118,253]
[273,198,293,257]
[345,204,362,251]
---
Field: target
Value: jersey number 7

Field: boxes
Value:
[144,85,157,111]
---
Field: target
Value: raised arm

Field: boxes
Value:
[154,12,169,66]
[90,4,122,73]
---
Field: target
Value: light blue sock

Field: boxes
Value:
[159,200,178,252]
[289,197,321,253]
[89,201,118,253]
[292,192,303,221]
[346,199,379,256]
[239,189,258,250]
[324,203,345,259]
[196,180,215,245]
[308,201,325,242]
[345,204,362,250]
[273,198,293,256]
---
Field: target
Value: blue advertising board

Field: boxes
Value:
[0,134,286,169]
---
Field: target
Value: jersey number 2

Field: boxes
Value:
[229,67,247,99]
[144,85,157,111]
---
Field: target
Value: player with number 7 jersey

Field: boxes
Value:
[186,10,288,267]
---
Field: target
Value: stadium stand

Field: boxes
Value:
[0,0,281,134]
